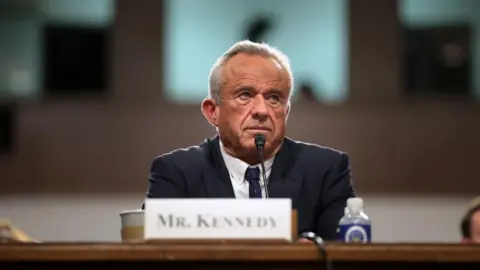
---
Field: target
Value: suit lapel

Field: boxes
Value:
[201,135,236,198]
[200,135,303,202]
[267,138,304,208]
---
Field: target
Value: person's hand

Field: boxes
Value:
[297,237,313,244]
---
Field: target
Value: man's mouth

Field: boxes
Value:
[246,126,270,131]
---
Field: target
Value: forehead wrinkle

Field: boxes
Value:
[227,64,285,83]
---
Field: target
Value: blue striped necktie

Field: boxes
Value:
[245,166,262,198]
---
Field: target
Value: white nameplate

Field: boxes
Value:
[144,198,292,241]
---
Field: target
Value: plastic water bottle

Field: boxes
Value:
[337,197,371,243]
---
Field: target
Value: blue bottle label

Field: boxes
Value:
[338,224,371,243]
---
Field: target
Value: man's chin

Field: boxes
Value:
[239,142,258,151]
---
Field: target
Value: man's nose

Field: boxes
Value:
[251,95,268,120]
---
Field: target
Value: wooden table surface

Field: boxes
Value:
[1,242,479,269]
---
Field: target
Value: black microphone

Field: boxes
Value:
[299,232,333,270]
[254,134,269,198]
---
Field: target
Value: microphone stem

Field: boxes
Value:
[258,149,269,198]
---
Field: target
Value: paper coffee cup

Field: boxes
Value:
[119,209,144,240]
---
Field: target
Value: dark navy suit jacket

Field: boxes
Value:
[144,135,355,240]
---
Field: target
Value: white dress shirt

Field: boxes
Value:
[219,140,275,199]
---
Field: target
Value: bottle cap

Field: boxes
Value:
[347,197,363,213]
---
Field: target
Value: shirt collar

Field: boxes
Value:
[219,139,275,183]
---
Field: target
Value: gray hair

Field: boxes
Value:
[208,40,294,103]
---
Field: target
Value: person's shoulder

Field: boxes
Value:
[285,137,348,162]
[151,137,212,167]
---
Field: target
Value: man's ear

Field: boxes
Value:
[201,98,219,127]
[285,102,291,121]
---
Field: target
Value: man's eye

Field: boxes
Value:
[268,94,280,101]
[239,92,252,99]
[267,94,283,105]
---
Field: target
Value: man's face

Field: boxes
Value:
[470,210,480,243]
[203,53,291,160]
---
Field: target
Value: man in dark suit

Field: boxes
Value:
[145,40,355,241]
